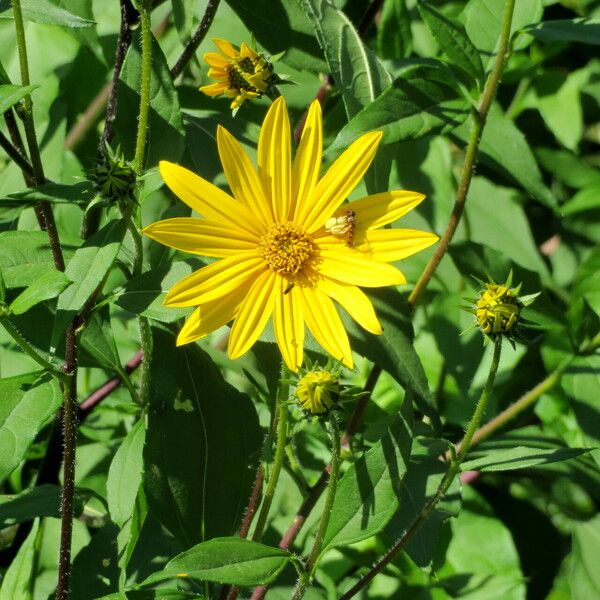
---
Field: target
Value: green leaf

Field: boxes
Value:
[562,183,600,216]
[377,0,412,60]
[225,0,327,73]
[0,374,62,484]
[0,231,61,289]
[99,591,203,600]
[570,515,600,598]
[0,519,39,599]
[109,260,199,323]
[300,0,391,118]
[451,103,558,211]
[536,147,600,190]
[113,33,186,169]
[322,408,412,553]
[0,484,87,528]
[9,270,71,315]
[348,288,439,430]
[328,61,470,155]
[107,418,146,528]
[463,0,543,57]
[0,83,38,114]
[79,309,125,375]
[0,0,94,28]
[142,538,292,587]
[55,219,126,330]
[385,437,461,566]
[525,18,600,45]
[0,182,91,207]
[417,1,484,85]
[144,327,262,546]
[461,445,589,473]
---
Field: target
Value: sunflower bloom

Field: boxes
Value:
[143,97,438,371]
[200,38,276,109]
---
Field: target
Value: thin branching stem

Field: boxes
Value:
[339,338,503,600]
[408,0,517,308]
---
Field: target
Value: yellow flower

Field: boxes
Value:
[296,369,340,415]
[200,38,275,109]
[475,283,520,336]
[143,97,438,371]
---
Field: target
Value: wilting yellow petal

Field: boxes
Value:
[176,283,248,345]
[159,161,262,237]
[258,96,292,222]
[217,126,272,228]
[203,52,229,68]
[143,218,257,258]
[212,38,237,58]
[199,82,229,96]
[300,131,382,233]
[298,285,352,368]
[273,278,304,370]
[354,229,439,262]
[318,278,382,335]
[341,190,426,231]
[318,248,406,287]
[164,253,264,307]
[229,270,278,359]
[292,100,322,222]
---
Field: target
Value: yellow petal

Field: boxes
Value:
[273,278,304,370]
[354,229,439,262]
[216,126,273,228]
[213,38,238,58]
[158,161,261,237]
[228,270,277,359]
[298,285,352,368]
[341,190,426,231]
[239,42,258,58]
[318,248,406,287]
[318,278,382,335]
[164,253,264,307]
[203,52,230,68]
[207,68,228,80]
[200,82,228,96]
[143,218,257,258]
[176,282,248,345]
[258,96,292,222]
[300,130,383,233]
[292,100,322,222]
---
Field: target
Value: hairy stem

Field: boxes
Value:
[340,338,504,599]
[291,415,341,600]
[170,0,221,79]
[252,366,289,542]
[408,0,516,308]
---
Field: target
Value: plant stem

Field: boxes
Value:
[339,338,503,600]
[252,366,289,542]
[170,0,221,79]
[291,415,341,600]
[133,0,153,176]
[0,129,35,178]
[56,323,78,600]
[408,0,516,308]
[0,314,67,382]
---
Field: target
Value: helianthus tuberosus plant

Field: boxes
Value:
[0,1,598,599]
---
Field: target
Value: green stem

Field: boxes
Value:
[291,415,341,600]
[0,314,67,382]
[252,365,289,542]
[133,0,153,177]
[457,337,503,463]
[340,338,503,600]
[408,0,516,308]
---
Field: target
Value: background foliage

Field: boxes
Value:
[0,0,599,599]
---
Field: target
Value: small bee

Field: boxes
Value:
[284,281,294,295]
[325,209,356,246]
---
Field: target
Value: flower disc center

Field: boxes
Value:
[260,222,315,276]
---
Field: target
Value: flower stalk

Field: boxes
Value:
[252,364,290,542]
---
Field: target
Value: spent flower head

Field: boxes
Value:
[143,97,438,371]
[200,38,280,110]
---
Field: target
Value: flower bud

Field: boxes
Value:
[295,369,340,415]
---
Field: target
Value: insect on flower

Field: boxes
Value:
[325,209,357,247]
